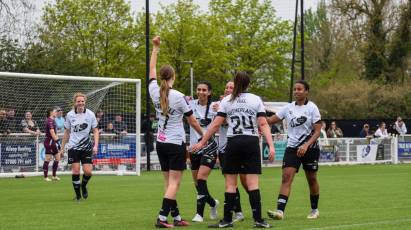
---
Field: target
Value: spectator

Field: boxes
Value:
[104,122,115,134]
[96,109,106,133]
[394,116,407,135]
[112,114,127,135]
[374,122,389,138]
[327,121,343,138]
[54,107,65,134]
[359,123,372,138]
[21,111,40,135]
[6,108,18,132]
[0,109,11,135]
[319,121,329,145]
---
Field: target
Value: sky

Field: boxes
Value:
[35,0,322,21]
[134,0,321,20]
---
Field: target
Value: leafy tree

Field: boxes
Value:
[0,36,24,71]
[208,0,292,100]
[38,0,138,77]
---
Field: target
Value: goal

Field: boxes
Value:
[0,72,141,177]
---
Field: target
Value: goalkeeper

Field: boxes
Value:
[43,107,62,181]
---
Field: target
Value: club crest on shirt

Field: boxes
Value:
[290,116,307,128]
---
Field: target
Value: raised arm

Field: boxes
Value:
[150,36,161,80]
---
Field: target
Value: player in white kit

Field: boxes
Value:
[266,80,322,220]
[192,71,275,228]
[60,93,99,201]
[189,81,220,222]
[149,36,204,228]
[213,81,246,222]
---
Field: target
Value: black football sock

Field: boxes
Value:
[170,199,182,221]
[82,174,91,188]
[310,194,319,210]
[158,198,173,221]
[233,188,242,213]
[248,189,262,222]
[72,174,81,199]
[277,194,288,212]
[198,179,216,207]
[223,192,236,222]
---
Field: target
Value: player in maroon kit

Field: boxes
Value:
[43,107,61,181]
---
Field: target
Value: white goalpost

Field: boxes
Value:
[0,72,141,177]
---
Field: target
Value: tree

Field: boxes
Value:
[331,0,410,82]
[37,0,139,77]
[386,0,411,82]
[208,0,292,100]
[0,36,24,71]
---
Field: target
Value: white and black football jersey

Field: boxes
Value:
[149,80,193,145]
[64,109,98,151]
[276,100,321,148]
[217,93,266,137]
[189,99,216,146]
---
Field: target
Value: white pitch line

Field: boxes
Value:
[305,218,411,230]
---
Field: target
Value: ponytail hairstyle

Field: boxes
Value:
[197,81,213,119]
[230,71,250,102]
[159,65,175,116]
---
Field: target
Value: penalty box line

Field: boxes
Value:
[305,217,411,230]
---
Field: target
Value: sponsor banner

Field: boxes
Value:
[95,143,136,165]
[320,145,336,162]
[0,143,36,167]
[356,144,378,162]
[398,142,411,159]
[262,140,287,161]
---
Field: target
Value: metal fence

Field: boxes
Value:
[1,133,409,176]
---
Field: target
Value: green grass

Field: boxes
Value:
[0,164,411,230]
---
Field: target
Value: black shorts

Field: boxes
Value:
[156,142,186,171]
[223,135,261,174]
[282,147,320,172]
[44,139,58,155]
[190,151,217,170]
[68,149,93,164]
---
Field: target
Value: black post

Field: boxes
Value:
[289,0,299,103]
[300,0,305,80]
[145,0,151,171]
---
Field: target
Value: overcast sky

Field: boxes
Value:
[134,0,321,20]
[35,0,321,20]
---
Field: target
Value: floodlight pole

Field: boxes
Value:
[145,0,151,171]
[289,0,305,102]
[300,0,305,80]
[289,0,299,102]
[183,61,194,98]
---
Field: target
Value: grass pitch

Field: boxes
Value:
[0,164,410,230]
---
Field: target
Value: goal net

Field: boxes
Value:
[0,72,141,177]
